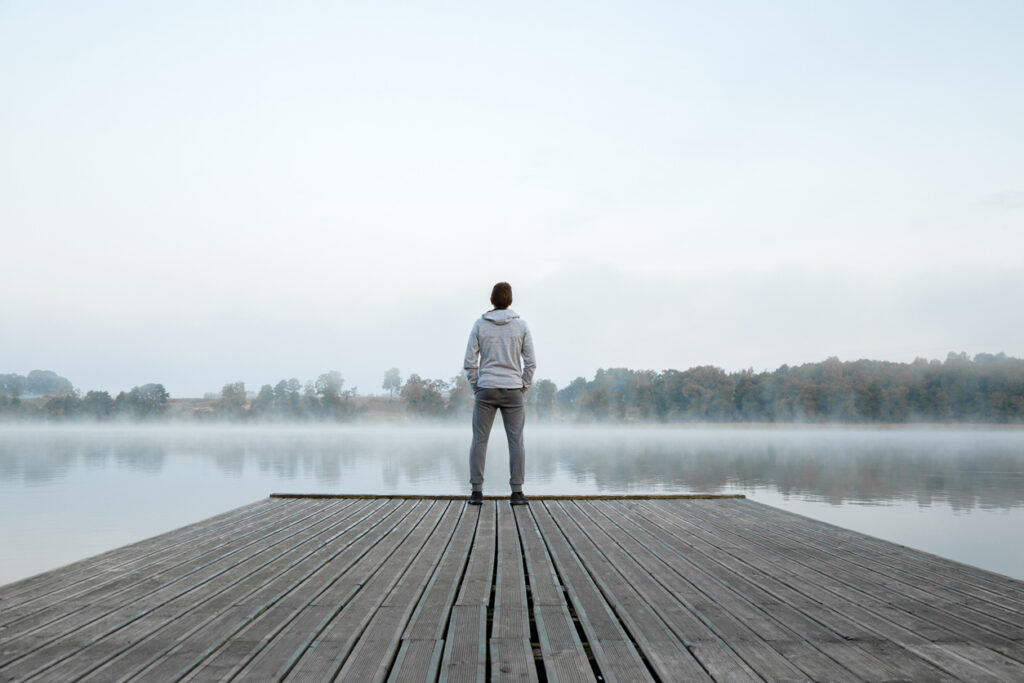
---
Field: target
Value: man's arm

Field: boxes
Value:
[463,323,480,390]
[521,323,536,389]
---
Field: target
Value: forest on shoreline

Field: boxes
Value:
[2,352,1023,424]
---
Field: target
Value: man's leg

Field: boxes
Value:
[469,389,499,492]
[497,389,526,493]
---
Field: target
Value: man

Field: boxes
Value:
[463,282,536,506]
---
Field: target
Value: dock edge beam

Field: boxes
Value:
[269,492,746,500]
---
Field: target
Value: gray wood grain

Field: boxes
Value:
[3,495,1022,683]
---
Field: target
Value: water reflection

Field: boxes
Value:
[1,426,1021,508]
[529,430,1024,510]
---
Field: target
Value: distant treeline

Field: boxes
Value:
[0,382,171,420]
[0,370,73,398]
[2,353,1023,423]
[539,352,1024,424]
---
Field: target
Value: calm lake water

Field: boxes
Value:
[1,424,1023,585]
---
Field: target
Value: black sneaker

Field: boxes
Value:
[468,491,483,505]
[510,491,529,506]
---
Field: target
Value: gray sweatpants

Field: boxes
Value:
[469,388,525,493]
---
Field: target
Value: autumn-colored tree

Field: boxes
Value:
[219,382,247,418]
[400,374,446,417]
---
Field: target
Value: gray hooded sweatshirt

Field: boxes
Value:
[464,309,536,391]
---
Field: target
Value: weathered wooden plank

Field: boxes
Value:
[438,604,487,683]
[0,499,347,679]
[532,605,595,683]
[513,504,595,683]
[78,499,397,682]
[198,500,430,681]
[16,499,366,681]
[0,498,320,641]
[456,501,496,607]
[487,502,534,682]
[553,501,756,683]
[0,497,284,606]
[387,639,443,683]
[606,500,880,678]
[336,503,465,683]
[722,497,1024,629]
[301,501,458,682]
[512,506,562,608]
[691,499,1024,669]
[2,495,1022,683]
[271,493,745,500]
[490,638,538,683]
[595,499,906,682]
[729,498,1024,606]
[492,502,530,641]
[662,499,1020,682]
[615,499,950,682]
[529,502,653,683]
[281,501,449,680]
[514,505,598,681]
[0,497,306,626]
[437,501,495,683]
[380,504,465,612]
[402,505,478,641]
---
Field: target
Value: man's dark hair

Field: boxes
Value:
[490,282,513,310]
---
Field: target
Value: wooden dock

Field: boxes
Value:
[2,496,1023,682]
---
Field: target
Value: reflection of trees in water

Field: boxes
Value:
[534,431,1024,509]
[112,440,165,475]
[0,432,167,484]
[208,442,245,477]
[249,437,363,485]
[0,442,74,485]
[82,444,109,470]
[246,432,459,488]
[0,427,1022,509]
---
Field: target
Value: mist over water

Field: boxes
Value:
[1,424,1023,584]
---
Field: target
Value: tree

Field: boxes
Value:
[581,385,610,420]
[557,377,588,418]
[0,373,24,398]
[612,389,627,421]
[250,384,275,418]
[316,371,344,401]
[44,391,81,418]
[534,379,557,420]
[401,374,446,417]
[383,368,402,398]
[446,376,474,418]
[629,371,658,421]
[301,381,319,417]
[0,394,25,417]
[116,383,170,418]
[139,383,170,417]
[82,390,114,419]
[733,369,769,421]
[21,370,74,397]
[273,378,302,417]
[219,381,247,418]
[316,371,355,420]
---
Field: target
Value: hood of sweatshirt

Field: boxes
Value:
[482,309,519,325]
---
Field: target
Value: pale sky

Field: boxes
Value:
[2,1,1022,397]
